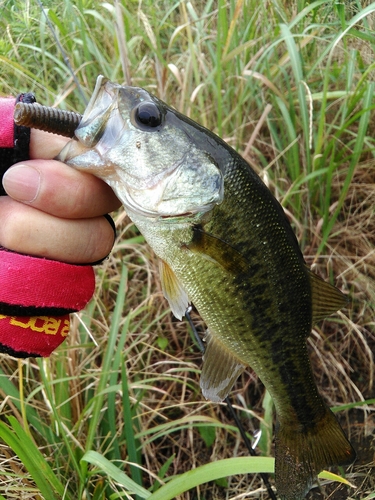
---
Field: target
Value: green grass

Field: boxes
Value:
[1,1,375,499]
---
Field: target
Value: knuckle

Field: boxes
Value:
[0,200,26,250]
[82,217,115,263]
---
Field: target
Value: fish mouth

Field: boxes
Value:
[159,212,193,219]
[56,139,111,177]
[57,140,92,164]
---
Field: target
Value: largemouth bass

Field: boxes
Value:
[58,76,356,499]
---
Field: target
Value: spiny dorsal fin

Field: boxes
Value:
[200,331,247,402]
[159,260,189,320]
[308,269,349,324]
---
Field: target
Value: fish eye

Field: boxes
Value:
[134,102,162,129]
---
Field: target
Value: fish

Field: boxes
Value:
[57,75,356,499]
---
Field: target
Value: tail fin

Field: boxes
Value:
[275,406,356,500]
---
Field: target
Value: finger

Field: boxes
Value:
[0,197,115,264]
[29,129,69,159]
[2,159,121,218]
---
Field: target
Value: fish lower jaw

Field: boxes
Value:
[159,212,193,220]
[123,198,207,224]
[123,204,195,222]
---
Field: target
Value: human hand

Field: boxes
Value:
[0,127,121,357]
[0,129,121,264]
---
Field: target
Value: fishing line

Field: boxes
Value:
[185,308,277,500]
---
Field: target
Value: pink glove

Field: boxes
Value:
[0,94,112,357]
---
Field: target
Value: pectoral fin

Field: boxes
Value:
[187,225,248,274]
[200,331,247,402]
[308,269,349,323]
[159,260,189,320]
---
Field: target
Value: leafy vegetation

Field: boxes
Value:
[0,0,374,498]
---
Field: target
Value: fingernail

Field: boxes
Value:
[3,165,41,202]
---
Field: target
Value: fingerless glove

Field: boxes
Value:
[0,94,96,357]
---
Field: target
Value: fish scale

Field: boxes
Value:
[57,75,356,500]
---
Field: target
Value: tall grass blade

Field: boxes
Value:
[36,0,88,105]
[319,81,374,253]
[147,457,275,500]
[0,416,67,500]
[147,457,354,500]
[0,366,54,441]
[81,450,151,499]
[121,355,143,493]
[102,267,129,462]
[258,390,274,457]
[84,264,128,455]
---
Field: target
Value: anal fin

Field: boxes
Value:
[308,269,349,324]
[200,331,247,402]
[159,260,189,320]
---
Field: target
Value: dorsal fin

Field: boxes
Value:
[200,330,247,402]
[308,269,349,324]
[159,260,189,320]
